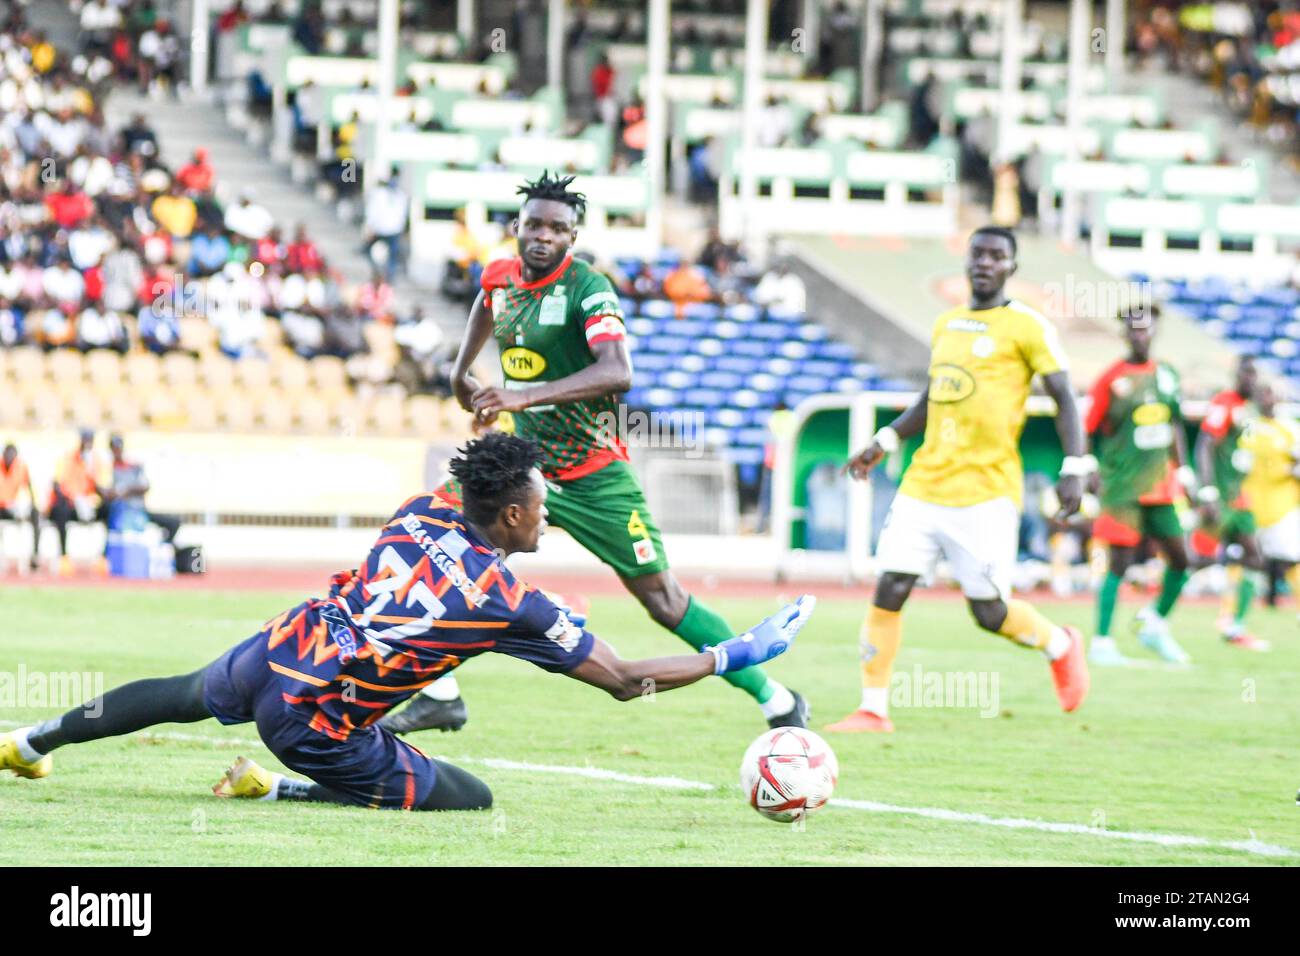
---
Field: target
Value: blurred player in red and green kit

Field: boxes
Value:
[1195,357,1273,651]
[1085,305,1196,666]
[382,172,809,734]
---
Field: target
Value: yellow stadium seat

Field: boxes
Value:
[404,395,444,435]
[365,390,408,437]
[107,392,144,430]
[235,358,272,390]
[183,392,219,431]
[293,396,333,435]
[363,323,399,365]
[47,350,85,386]
[144,391,184,429]
[221,393,255,432]
[5,345,43,384]
[198,353,236,390]
[179,317,217,354]
[273,353,311,391]
[64,387,104,429]
[309,355,347,392]
[161,352,198,388]
[85,351,124,396]
[124,351,162,389]
[259,396,294,433]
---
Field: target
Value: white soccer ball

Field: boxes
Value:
[739,727,839,823]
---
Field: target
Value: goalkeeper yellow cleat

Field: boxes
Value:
[212,756,274,799]
[0,730,53,779]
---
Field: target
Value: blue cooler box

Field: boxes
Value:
[107,501,150,579]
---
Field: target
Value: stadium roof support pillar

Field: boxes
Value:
[1105,0,1125,89]
[995,0,1024,162]
[458,0,476,49]
[548,0,566,109]
[861,0,884,112]
[1060,0,1090,248]
[739,0,768,252]
[645,0,670,252]
[190,0,210,95]
[371,0,398,186]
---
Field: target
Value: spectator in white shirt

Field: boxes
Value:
[363,175,408,280]
[76,302,128,353]
[43,260,85,309]
[223,188,274,241]
[753,259,807,315]
[69,218,114,271]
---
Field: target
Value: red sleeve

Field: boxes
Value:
[1084,362,1120,435]
[481,259,514,292]
[1201,392,1236,439]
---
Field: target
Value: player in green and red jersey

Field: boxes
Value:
[1195,356,1270,651]
[1085,306,1195,665]
[382,172,809,734]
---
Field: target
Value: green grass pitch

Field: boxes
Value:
[1,585,1296,866]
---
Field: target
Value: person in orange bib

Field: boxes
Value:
[45,429,108,575]
[0,444,40,572]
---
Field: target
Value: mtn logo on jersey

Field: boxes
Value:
[633,538,658,565]
[502,347,547,380]
[946,318,988,333]
[929,363,976,403]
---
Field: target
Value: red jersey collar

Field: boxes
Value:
[512,254,572,290]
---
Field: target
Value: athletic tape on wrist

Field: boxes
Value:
[873,426,900,454]
[1059,454,1098,478]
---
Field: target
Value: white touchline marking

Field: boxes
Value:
[1,720,1293,859]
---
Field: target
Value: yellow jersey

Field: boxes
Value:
[1240,415,1300,529]
[899,299,1067,509]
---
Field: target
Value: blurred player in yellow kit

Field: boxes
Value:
[827,227,1090,733]
[1240,382,1300,622]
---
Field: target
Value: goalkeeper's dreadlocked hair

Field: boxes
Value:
[516,170,587,219]
[448,432,545,527]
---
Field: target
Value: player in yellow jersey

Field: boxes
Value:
[1240,382,1300,622]
[827,227,1090,733]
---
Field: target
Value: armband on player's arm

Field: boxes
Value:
[1058,454,1098,478]
[1196,485,1221,504]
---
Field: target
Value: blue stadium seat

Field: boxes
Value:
[708,408,747,428]
[711,320,743,339]
[724,446,765,466]
[733,341,773,358]
[700,371,744,390]
[650,335,692,354]
[635,370,658,388]
[640,299,675,319]
[803,360,842,378]
[735,427,770,447]
[624,387,648,407]
[875,377,915,392]
[669,319,710,338]
[836,377,864,393]
[778,341,811,360]
[619,297,637,317]
[725,303,760,322]
[716,355,763,374]
[788,374,829,392]
[632,352,674,371]
[766,358,797,377]
[684,388,725,407]
[683,302,722,321]
[749,373,782,392]
[766,306,805,324]
[747,323,788,340]
[644,387,680,408]
[626,317,656,338]
[798,324,829,342]
[661,370,698,390]
[679,354,709,372]
[817,341,859,361]
[731,390,763,407]
[851,362,879,379]
[656,249,682,268]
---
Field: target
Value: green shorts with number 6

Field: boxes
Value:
[543,459,670,579]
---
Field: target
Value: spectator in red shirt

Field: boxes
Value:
[591,54,616,126]
[286,223,322,273]
[217,1,249,33]
[253,226,285,266]
[46,181,94,229]
[175,147,215,193]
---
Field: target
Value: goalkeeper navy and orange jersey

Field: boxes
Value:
[482,254,629,480]
[1086,358,1183,507]
[231,492,595,742]
[899,299,1068,509]
[1201,390,1254,507]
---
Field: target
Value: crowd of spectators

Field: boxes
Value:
[0,13,407,383]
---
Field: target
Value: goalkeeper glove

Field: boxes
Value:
[706,594,816,674]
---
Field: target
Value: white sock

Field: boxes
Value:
[1091,634,1115,649]
[1223,620,1243,639]
[859,686,889,717]
[13,727,43,763]
[423,675,461,701]
[1043,627,1072,660]
[759,683,795,719]
[259,772,284,801]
